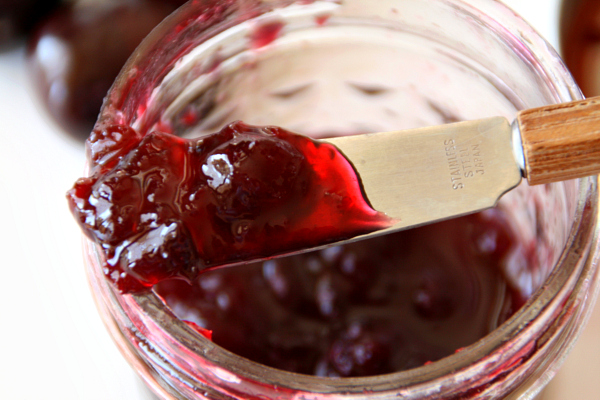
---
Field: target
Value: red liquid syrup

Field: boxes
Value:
[68,121,390,293]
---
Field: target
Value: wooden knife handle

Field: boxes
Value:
[516,96,600,185]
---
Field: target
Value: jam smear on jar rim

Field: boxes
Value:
[67,121,391,293]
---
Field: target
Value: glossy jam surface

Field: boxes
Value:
[155,210,526,376]
[68,122,389,293]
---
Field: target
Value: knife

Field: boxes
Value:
[321,96,600,237]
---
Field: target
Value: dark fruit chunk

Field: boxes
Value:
[27,0,179,139]
[327,323,392,376]
[68,122,390,293]
[0,0,60,48]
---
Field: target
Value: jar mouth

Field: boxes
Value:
[86,0,599,398]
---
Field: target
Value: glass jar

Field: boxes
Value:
[83,0,600,398]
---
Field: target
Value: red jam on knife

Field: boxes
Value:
[67,121,391,293]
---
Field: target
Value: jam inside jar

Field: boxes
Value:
[154,210,532,377]
[83,0,600,399]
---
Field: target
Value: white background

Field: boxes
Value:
[1,1,597,399]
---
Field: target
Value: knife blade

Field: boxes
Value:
[322,96,600,238]
[323,117,522,234]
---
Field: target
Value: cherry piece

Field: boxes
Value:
[86,123,144,174]
[0,0,60,48]
[68,122,390,293]
[27,0,179,139]
[327,323,392,376]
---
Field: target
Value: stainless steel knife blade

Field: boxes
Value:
[322,117,523,234]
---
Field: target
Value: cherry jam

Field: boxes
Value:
[68,121,390,293]
[155,209,526,377]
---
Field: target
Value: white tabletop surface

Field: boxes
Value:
[2,1,597,399]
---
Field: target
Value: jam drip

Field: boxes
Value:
[68,122,390,293]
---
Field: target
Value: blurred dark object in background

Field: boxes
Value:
[27,0,188,141]
[0,0,61,48]
[560,0,600,97]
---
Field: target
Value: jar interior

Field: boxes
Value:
[96,0,587,395]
